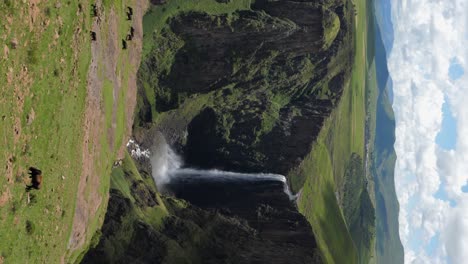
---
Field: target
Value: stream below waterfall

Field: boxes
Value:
[164,169,294,211]
[126,137,321,263]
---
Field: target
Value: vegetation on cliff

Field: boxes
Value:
[291,0,376,263]
[84,152,322,264]
[128,0,375,263]
[76,0,377,262]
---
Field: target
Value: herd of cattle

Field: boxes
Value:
[25,5,137,193]
[89,4,135,50]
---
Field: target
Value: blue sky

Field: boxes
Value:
[386,0,468,262]
[435,98,457,151]
[434,97,458,207]
[449,58,465,81]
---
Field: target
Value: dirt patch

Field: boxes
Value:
[3,45,9,59]
[26,108,35,125]
[67,0,148,256]
[5,155,14,184]
[105,8,119,152]
[13,117,22,145]
[0,188,11,207]
[118,0,148,159]
[67,0,105,252]
[6,68,13,84]
[28,0,41,31]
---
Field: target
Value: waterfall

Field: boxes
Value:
[173,168,298,200]
[148,133,298,201]
[149,133,182,186]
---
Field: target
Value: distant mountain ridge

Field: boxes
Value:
[372,0,404,263]
[373,0,394,55]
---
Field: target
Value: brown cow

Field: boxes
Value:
[26,167,42,191]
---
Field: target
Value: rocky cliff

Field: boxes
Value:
[135,0,353,178]
[83,153,322,264]
[84,0,358,263]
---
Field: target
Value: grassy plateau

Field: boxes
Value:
[0,0,139,262]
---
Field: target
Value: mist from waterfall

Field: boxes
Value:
[149,135,183,187]
[149,134,298,200]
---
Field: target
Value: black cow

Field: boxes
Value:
[91,4,98,17]
[126,26,135,41]
[90,31,97,41]
[126,7,133,20]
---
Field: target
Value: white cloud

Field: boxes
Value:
[388,0,468,263]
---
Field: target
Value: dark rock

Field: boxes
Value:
[130,179,159,208]
[150,0,166,5]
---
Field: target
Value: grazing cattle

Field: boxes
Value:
[126,27,135,41]
[91,4,98,17]
[126,26,135,41]
[26,167,43,191]
[122,39,127,50]
[126,6,133,20]
[90,31,97,41]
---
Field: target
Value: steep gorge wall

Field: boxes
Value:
[136,0,352,178]
[84,0,358,263]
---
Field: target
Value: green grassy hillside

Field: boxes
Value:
[292,0,377,263]
[0,0,141,262]
[367,1,404,262]
[0,1,91,262]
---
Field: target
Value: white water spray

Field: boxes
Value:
[149,133,298,201]
[174,168,298,200]
[127,139,151,159]
[149,133,182,186]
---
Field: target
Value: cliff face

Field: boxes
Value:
[83,153,322,264]
[136,0,352,177]
[68,1,147,259]
[83,0,357,262]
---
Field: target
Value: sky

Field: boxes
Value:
[387,0,468,263]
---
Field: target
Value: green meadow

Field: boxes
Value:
[293,0,377,263]
[0,0,137,262]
